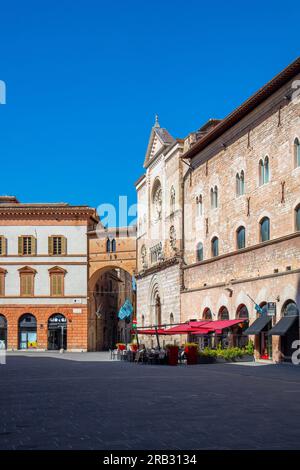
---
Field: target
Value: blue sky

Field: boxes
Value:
[0,0,299,222]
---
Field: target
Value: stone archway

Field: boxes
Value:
[88,265,135,351]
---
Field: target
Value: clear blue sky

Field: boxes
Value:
[0,0,299,219]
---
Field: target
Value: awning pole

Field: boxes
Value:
[155,326,161,350]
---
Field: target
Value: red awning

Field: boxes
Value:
[201,319,247,334]
[163,321,212,335]
[137,329,167,335]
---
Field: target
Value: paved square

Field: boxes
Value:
[1,353,300,450]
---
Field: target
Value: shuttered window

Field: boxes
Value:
[48,236,67,255]
[50,273,64,296]
[0,272,5,296]
[20,273,34,296]
[0,236,7,256]
[18,236,36,255]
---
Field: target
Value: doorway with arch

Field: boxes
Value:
[18,314,37,349]
[48,313,67,350]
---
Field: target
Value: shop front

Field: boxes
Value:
[268,301,299,362]
[243,313,273,360]
[0,314,7,348]
[48,313,67,350]
[18,313,37,349]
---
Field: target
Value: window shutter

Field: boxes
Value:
[0,274,4,296]
[48,237,54,255]
[18,237,23,255]
[61,237,67,255]
[3,238,7,255]
[31,237,36,255]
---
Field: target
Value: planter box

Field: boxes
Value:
[167,346,179,366]
[234,354,254,362]
[198,356,216,364]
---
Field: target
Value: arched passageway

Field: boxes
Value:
[89,266,135,350]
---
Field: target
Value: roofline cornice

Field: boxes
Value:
[182,56,300,160]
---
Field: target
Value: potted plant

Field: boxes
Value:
[166,344,179,366]
[198,348,217,364]
[184,342,199,365]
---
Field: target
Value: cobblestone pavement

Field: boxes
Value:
[1,354,300,450]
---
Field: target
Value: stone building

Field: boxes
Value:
[135,117,187,343]
[181,57,300,362]
[0,196,98,351]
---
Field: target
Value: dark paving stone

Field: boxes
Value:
[1,357,300,449]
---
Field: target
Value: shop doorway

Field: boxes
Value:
[257,303,272,359]
[48,314,67,350]
[281,301,299,362]
[0,314,7,348]
[18,314,37,349]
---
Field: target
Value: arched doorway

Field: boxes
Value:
[281,300,300,361]
[0,314,7,348]
[48,313,67,350]
[257,302,272,359]
[19,314,37,349]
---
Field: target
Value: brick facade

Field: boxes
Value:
[3,305,88,351]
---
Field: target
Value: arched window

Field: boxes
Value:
[170,186,175,214]
[296,205,300,231]
[294,138,300,168]
[218,306,229,320]
[211,237,219,257]
[236,226,246,249]
[210,188,214,208]
[170,313,174,325]
[196,242,204,262]
[236,304,249,319]
[240,170,245,195]
[141,315,145,328]
[236,173,240,196]
[282,300,299,317]
[111,239,116,252]
[264,156,269,183]
[236,172,245,196]
[210,186,218,209]
[203,308,212,320]
[260,217,270,242]
[214,186,218,208]
[259,157,269,185]
[259,159,264,186]
[196,195,203,216]
[152,179,162,220]
[106,238,111,253]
